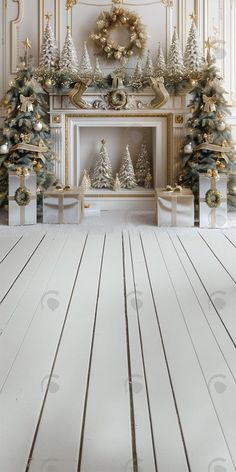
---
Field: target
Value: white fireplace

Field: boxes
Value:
[49,90,187,211]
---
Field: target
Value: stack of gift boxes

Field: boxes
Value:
[8,169,84,226]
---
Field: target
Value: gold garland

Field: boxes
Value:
[90,6,147,63]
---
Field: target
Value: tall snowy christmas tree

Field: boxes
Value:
[37,13,59,87]
[91,139,114,189]
[0,44,57,206]
[184,15,202,79]
[143,50,154,81]
[155,43,166,78]
[167,28,184,80]
[78,42,93,79]
[179,40,236,208]
[59,26,79,73]
[135,143,152,187]
[129,58,143,90]
[118,145,137,189]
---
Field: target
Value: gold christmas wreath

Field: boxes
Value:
[205,188,222,208]
[108,90,127,109]
[90,6,147,63]
[15,186,31,206]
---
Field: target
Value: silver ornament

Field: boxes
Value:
[34,121,43,132]
[184,143,193,154]
[216,120,226,131]
[0,143,9,155]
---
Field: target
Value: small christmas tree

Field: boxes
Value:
[78,41,93,79]
[167,28,184,79]
[81,169,91,191]
[179,42,236,209]
[129,58,143,90]
[59,26,79,73]
[155,43,166,78]
[0,51,57,206]
[184,16,202,78]
[143,50,154,80]
[135,143,152,187]
[113,173,121,191]
[93,58,103,82]
[118,145,137,189]
[91,139,114,189]
[39,13,59,69]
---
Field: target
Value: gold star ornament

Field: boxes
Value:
[22,37,32,50]
[204,37,216,52]
[190,13,197,23]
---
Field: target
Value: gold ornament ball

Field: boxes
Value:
[35,163,43,172]
[45,78,52,87]
[219,163,225,170]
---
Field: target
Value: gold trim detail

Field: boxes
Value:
[65,113,174,187]
[175,114,184,124]
[11,0,24,74]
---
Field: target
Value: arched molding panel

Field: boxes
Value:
[10,0,24,74]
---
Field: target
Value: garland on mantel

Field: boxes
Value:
[66,0,173,8]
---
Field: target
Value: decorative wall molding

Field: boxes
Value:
[10,0,24,74]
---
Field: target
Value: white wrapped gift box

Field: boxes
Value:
[43,187,84,224]
[199,173,228,228]
[8,171,37,226]
[156,187,194,227]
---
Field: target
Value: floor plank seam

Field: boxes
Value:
[127,231,158,472]
[139,230,192,472]
[154,231,236,470]
[26,234,89,472]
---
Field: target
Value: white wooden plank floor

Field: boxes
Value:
[1,222,236,472]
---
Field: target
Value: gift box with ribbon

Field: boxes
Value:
[156,186,194,227]
[8,170,37,226]
[199,171,228,228]
[43,186,84,224]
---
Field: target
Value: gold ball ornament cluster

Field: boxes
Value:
[90,6,147,63]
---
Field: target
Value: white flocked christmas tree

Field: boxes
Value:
[184,17,202,78]
[59,26,79,73]
[93,58,103,82]
[155,43,166,77]
[92,139,114,189]
[118,145,137,189]
[135,143,152,187]
[39,13,59,69]
[167,27,184,79]
[130,58,143,89]
[143,50,154,80]
[78,41,93,79]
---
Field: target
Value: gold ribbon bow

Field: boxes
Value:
[20,94,34,113]
[15,167,29,176]
[163,184,183,193]
[206,169,219,179]
[203,95,217,113]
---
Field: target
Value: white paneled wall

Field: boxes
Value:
[0,0,236,121]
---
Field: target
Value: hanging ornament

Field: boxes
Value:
[216,120,226,131]
[203,94,217,113]
[0,143,9,155]
[20,94,34,112]
[45,78,53,88]
[33,121,43,132]
[114,173,121,191]
[184,142,193,154]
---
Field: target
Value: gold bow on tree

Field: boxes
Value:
[20,94,34,112]
[203,95,217,113]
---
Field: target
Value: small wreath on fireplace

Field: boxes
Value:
[108,89,127,109]
[90,6,147,63]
